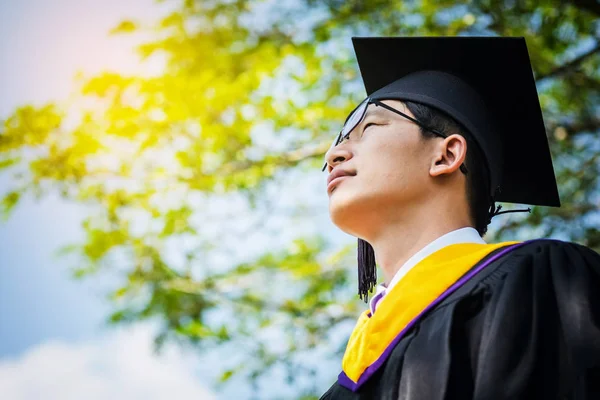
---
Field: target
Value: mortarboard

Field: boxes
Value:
[351,36,560,207]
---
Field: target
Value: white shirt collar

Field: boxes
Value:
[369,227,486,314]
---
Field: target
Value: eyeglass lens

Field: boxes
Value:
[322,99,369,171]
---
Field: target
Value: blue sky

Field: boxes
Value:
[0,190,105,357]
[0,2,342,397]
[0,0,163,359]
[0,0,224,398]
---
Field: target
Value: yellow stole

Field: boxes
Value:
[340,241,519,389]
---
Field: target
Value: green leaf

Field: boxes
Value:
[1,190,21,221]
[109,20,138,35]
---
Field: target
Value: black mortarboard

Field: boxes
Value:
[347,37,561,302]
[352,36,560,207]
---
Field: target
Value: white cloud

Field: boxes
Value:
[0,325,216,400]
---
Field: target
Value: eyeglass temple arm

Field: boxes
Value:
[373,101,469,174]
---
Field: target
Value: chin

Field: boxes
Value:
[328,189,372,235]
[329,185,408,234]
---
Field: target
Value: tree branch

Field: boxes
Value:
[570,0,600,17]
[547,118,600,138]
[208,140,331,177]
[536,42,600,82]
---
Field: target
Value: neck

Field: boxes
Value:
[366,205,473,286]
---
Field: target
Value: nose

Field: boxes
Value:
[325,145,353,172]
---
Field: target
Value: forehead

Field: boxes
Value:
[362,99,411,119]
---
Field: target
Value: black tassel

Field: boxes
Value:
[357,238,377,303]
[486,187,531,229]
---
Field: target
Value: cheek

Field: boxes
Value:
[358,137,421,190]
[327,132,432,227]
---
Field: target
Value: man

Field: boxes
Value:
[320,37,600,399]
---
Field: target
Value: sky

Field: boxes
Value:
[0,324,216,399]
[0,0,223,398]
[0,1,344,397]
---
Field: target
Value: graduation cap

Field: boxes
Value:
[335,37,561,301]
[350,36,560,206]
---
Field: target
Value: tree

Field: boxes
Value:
[1,0,598,397]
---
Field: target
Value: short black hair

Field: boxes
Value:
[404,101,493,236]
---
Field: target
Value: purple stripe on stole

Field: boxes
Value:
[338,241,533,392]
[369,290,386,316]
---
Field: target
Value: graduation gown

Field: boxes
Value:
[320,239,600,399]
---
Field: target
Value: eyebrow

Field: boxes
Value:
[362,105,387,120]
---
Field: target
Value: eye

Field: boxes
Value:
[340,122,380,144]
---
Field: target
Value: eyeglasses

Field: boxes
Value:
[322,98,469,175]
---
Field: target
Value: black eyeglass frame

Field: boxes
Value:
[322,98,469,175]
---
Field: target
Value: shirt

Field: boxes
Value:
[369,227,486,314]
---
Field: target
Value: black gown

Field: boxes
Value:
[320,239,600,399]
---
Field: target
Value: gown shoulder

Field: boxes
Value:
[321,239,600,400]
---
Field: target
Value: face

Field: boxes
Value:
[324,100,438,236]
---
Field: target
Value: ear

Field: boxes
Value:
[429,134,467,177]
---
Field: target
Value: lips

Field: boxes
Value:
[327,168,356,191]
